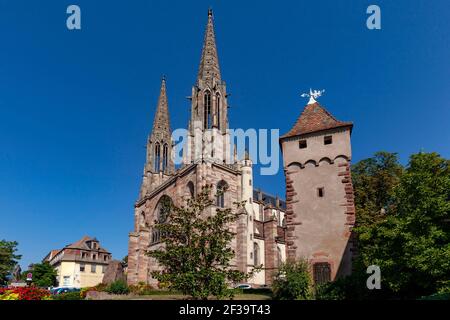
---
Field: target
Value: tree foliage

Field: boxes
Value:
[272,260,312,300]
[147,185,256,300]
[0,240,21,285]
[26,262,57,288]
[352,151,403,227]
[355,152,450,298]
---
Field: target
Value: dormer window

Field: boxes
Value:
[299,140,307,149]
[324,136,332,145]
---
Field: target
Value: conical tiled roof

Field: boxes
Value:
[281,102,352,139]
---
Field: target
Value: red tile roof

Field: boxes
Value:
[281,102,352,139]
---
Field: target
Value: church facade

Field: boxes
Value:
[127,10,355,287]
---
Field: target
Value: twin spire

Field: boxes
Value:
[150,8,222,137]
[151,76,170,136]
[197,8,221,84]
[148,9,223,174]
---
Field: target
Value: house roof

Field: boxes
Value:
[65,235,110,253]
[281,102,352,140]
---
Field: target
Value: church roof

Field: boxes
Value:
[281,102,352,139]
[197,9,221,84]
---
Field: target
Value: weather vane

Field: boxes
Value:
[301,88,325,104]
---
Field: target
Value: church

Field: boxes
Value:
[127,9,356,287]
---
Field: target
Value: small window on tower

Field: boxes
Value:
[317,187,324,198]
[324,135,333,145]
[249,179,252,186]
[299,140,307,149]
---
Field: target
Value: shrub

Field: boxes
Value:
[419,292,450,300]
[129,282,154,295]
[93,283,109,292]
[52,291,82,300]
[272,260,312,300]
[106,280,129,295]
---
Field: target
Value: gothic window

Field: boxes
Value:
[277,247,282,267]
[204,91,212,129]
[152,195,173,244]
[313,262,331,285]
[162,143,168,171]
[187,181,195,198]
[156,195,172,223]
[216,180,228,208]
[253,242,260,266]
[216,93,221,129]
[154,143,161,172]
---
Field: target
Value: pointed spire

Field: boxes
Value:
[151,76,171,134]
[197,8,221,84]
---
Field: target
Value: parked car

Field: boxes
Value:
[234,284,252,290]
[50,287,80,295]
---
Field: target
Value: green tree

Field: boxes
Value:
[26,262,57,287]
[352,151,403,227]
[0,240,21,285]
[272,260,312,300]
[147,185,256,300]
[358,152,450,298]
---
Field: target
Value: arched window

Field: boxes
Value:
[162,143,168,171]
[154,143,161,172]
[216,93,221,129]
[277,247,282,267]
[216,180,228,208]
[152,195,173,244]
[187,181,195,199]
[253,242,260,266]
[204,91,212,129]
[156,195,172,223]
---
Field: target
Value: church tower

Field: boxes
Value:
[139,77,174,198]
[280,97,356,284]
[185,9,231,165]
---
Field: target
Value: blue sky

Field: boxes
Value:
[0,0,449,268]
